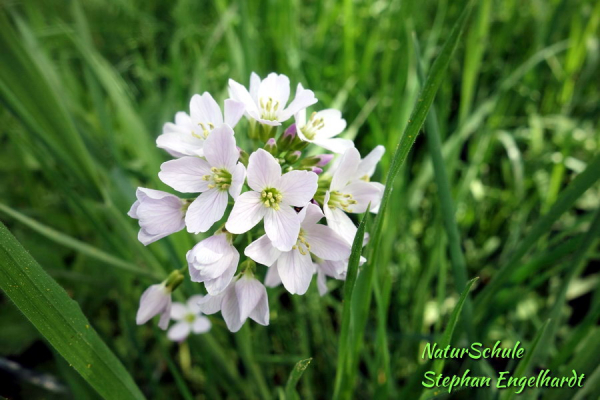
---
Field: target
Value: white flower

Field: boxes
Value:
[228,72,317,126]
[128,188,186,245]
[136,283,172,330]
[245,203,350,295]
[324,147,384,244]
[225,149,318,251]
[167,295,212,342]
[159,125,246,234]
[187,233,239,295]
[197,274,269,333]
[294,95,353,153]
[156,92,245,157]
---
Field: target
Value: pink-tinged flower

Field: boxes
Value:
[128,188,186,245]
[136,283,172,330]
[187,233,239,295]
[225,149,318,251]
[197,274,269,333]
[294,98,353,154]
[324,148,384,244]
[159,125,246,234]
[228,72,317,126]
[157,92,245,157]
[167,295,212,342]
[245,204,350,295]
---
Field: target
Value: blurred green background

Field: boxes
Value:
[0,0,599,399]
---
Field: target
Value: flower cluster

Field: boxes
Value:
[132,73,385,334]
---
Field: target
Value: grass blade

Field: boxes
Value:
[332,209,369,400]
[475,154,600,317]
[0,222,145,400]
[285,358,312,400]
[0,202,159,279]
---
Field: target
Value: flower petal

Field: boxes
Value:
[304,224,351,261]
[330,148,360,191]
[278,170,318,207]
[170,302,188,321]
[312,109,347,139]
[192,316,212,334]
[229,78,259,119]
[225,191,267,234]
[136,283,170,325]
[229,163,246,200]
[324,199,357,246]
[300,203,324,227]
[312,138,354,154]
[197,291,226,315]
[204,261,238,295]
[204,125,239,170]
[224,99,245,128]
[249,293,269,326]
[167,321,191,342]
[244,234,282,266]
[343,182,381,213]
[158,298,172,330]
[221,286,244,332]
[257,73,290,110]
[247,149,281,191]
[276,250,314,295]
[264,265,282,288]
[185,189,229,233]
[264,206,301,251]
[190,93,223,126]
[235,275,267,322]
[355,145,385,179]
[187,295,205,314]
[159,157,211,193]
[278,83,318,121]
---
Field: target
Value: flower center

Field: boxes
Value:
[259,97,280,121]
[300,112,325,140]
[261,188,283,210]
[328,190,357,212]
[292,229,310,255]
[202,167,232,191]
[185,313,196,323]
[193,122,215,139]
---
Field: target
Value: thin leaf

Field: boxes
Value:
[285,358,312,400]
[0,221,145,400]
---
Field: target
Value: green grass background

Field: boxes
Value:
[0,0,599,399]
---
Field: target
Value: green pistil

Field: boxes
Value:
[261,187,283,210]
[328,190,358,212]
[259,96,280,121]
[202,167,232,191]
[300,112,325,140]
[292,229,311,255]
[184,313,196,323]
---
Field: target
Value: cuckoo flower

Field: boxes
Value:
[324,147,383,244]
[136,282,173,330]
[128,188,186,245]
[187,232,240,295]
[226,149,318,251]
[157,92,245,157]
[197,274,269,333]
[159,125,246,234]
[294,91,353,153]
[167,295,212,342]
[245,204,350,295]
[228,72,317,126]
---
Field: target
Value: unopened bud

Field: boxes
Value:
[285,150,302,163]
[312,167,323,174]
[277,123,297,149]
[238,147,249,166]
[264,138,278,155]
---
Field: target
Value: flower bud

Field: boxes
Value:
[237,147,249,166]
[285,150,302,164]
[300,154,333,167]
[277,124,297,150]
[264,138,278,156]
[312,167,323,174]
